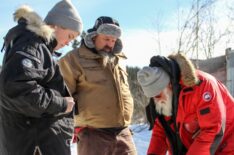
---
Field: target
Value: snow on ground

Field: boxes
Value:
[130,124,151,155]
[71,124,151,155]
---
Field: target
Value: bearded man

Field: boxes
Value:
[59,16,137,155]
[137,53,234,155]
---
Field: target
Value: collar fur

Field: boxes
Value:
[169,53,199,87]
[14,5,54,41]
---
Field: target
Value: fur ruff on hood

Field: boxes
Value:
[14,5,54,41]
[169,52,199,87]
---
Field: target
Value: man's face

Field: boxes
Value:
[94,34,117,53]
[153,85,173,116]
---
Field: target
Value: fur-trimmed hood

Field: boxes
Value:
[14,5,54,41]
[169,52,199,87]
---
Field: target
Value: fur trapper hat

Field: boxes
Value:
[84,16,123,53]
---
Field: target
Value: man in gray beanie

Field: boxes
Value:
[0,1,82,155]
[59,16,137,155]
[137,53,234,155]
[137,67,170,99]
[137,66,173,116]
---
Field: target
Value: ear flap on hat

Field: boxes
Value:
[84,16,122,52]
[112,39,122,54]
[84,33,123,54]
[84,31,97,48]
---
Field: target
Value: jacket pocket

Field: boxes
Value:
[83,64,107,83]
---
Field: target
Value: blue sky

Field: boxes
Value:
[0,0,232,67]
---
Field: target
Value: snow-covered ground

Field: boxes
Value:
[71,124,151,155]
[130,124,152,155]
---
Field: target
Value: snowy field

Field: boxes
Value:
[71,124,151,155]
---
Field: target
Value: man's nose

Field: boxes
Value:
[107,41,115,47]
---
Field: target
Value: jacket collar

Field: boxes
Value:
[14,5,54,42]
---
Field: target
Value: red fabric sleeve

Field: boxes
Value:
[147,119,169,155]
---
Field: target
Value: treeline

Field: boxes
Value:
[126,66,148,124]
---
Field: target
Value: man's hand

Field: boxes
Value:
[64,97,75,113]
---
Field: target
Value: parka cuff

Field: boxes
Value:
[46,96,67,115]
[61,98,68,113]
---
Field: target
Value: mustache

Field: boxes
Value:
[101,45,113,52]
[155,101,172,116]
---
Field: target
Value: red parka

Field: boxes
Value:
[148,54,234,155]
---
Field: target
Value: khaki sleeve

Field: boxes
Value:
[58,56,77,95]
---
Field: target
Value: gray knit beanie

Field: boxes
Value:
[44,0,83,33]
[137,66,170,97]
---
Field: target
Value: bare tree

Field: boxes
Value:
[226,1,234,47]
[178,0,216,56]
[177,0,234,60]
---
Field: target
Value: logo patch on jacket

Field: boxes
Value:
[22,58,33,68]
[203,92,212,102]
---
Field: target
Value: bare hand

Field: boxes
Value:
[64,97,75,113]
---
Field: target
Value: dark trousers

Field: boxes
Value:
[77,127,137,155]
[0,116,73,155]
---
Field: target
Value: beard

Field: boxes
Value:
[155,87,173,116]
[97,50,116,68]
